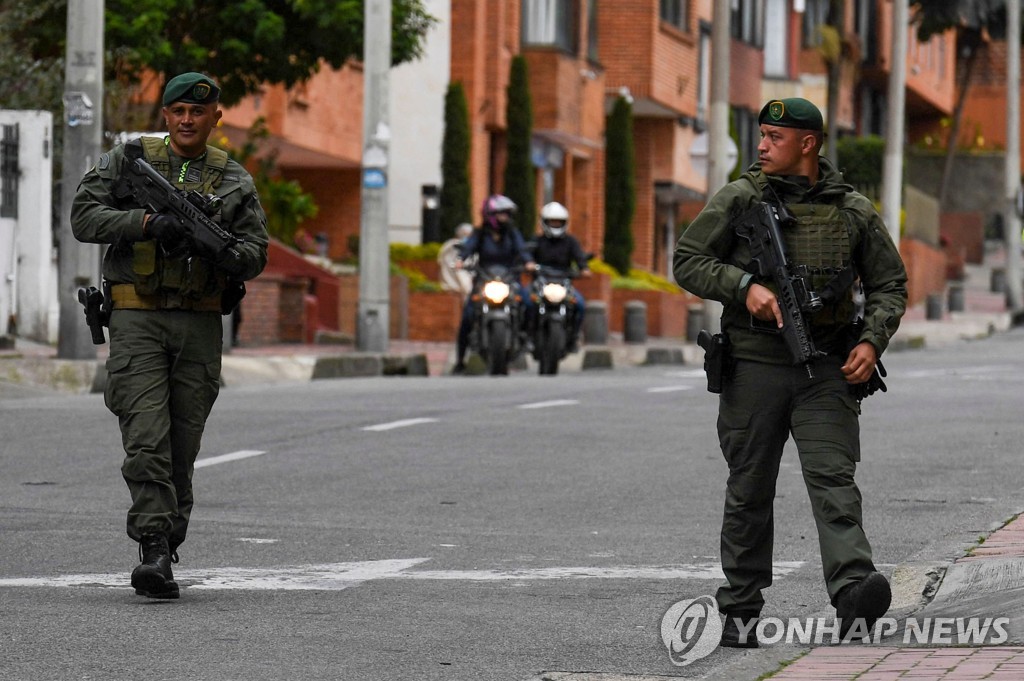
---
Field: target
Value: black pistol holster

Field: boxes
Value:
[697,329,731,394]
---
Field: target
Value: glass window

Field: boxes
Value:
[587,0,598,60]
[697,23,711,125]
[802,0,830,49]
[660,0,687,30]
[730,0,764,47]
[522,0,576,52]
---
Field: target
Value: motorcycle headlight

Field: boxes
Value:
[482,280,511,304]
[542,282,567,304]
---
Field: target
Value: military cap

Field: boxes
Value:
[758,97,823,132]
[162,72,221,106]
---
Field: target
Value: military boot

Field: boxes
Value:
[131,533,180,599]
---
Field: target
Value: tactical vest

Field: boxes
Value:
[781,201,858,327]
[128,137,230,299]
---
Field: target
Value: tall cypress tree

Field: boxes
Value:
[440,82,472,236]
[604,95,636,275]
[503,55,536,236]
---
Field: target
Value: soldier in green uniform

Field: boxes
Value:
[674,98,907,647]
[71,72,269,599]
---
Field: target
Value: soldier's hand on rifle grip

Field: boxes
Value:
[145,213,184,243]
[745,282,784,329]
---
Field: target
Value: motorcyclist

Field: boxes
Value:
[528,201,591,352]
[452,194,535,374]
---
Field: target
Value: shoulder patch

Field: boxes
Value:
[98,153,110,170]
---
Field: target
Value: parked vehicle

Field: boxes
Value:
[527,265,582,375]
[468,264,527,375]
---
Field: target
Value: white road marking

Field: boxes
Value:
[517,399,580,410]
[362,417,439,432]
[646,386,694,393]
[663,369,706,379]
[0,560,804,591]
[901,365,1016,380]
[194,450,266,469]
[237,538,279,544]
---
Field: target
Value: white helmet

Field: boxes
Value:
[540,201,570,238]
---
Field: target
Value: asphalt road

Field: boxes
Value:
[2,329,1024,681]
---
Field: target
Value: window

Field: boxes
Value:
[763,0,788,78]
[522,0,576,52]
[802,0,830,49]
[731,0,764,47]
[660,0,687,31]
[0,124,18,219]
[587,0,598,61]
[697,23,711,126]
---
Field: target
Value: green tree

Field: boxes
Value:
[216,119,318,245]
[911,0,1020,208]
[503,55,536,236]
[5,0,436,130]
[440,82,472,237]
[604,95,636,276]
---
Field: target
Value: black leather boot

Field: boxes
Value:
[720,609,760,648]
[131,534,180,599]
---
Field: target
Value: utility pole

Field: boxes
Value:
[357,0,392,352]
[1003,0,1022,313]
[56,0,103,359]
[881,0,907,248]
[703,0,731,334]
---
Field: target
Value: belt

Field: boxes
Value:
[110,284,221,313]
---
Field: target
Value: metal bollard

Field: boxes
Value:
[686,304,704,342]
[925,293,943,320]
[990,267,1007,294]
[623,300,648,343]
[947,283,964,312]
[583,300,608,345]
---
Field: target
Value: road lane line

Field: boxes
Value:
[363,417,439,432]
[0,560,803,591]
[517,399,580,410]
[647,386,694,393]
[194,450,266,469]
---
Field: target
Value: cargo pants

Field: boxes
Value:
[104,309,223,550]
[714,356,877,614]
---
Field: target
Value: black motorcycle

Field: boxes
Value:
[527,265,582,375]
[468,264,527,375]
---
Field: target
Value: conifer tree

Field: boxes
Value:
[503,55,536,236]
[440,82,472,236]
[604,95,636,275]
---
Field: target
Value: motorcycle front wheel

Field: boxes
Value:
[487,318,510,375]
[538,321,565,375]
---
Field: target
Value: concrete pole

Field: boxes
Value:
[357,0,392,352]
[56,0,103,359]
[881,0,907,249]
[1003,0,1022,313]
[703,0,731,334]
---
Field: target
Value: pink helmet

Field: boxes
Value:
[481,194,517,230]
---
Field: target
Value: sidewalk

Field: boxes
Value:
[767,516,1024,680]
[0,246,1015,394]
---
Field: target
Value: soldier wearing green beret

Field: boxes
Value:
[674,97,907,647]
[71,72,269,599]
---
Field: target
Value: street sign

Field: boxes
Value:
[362,168,386,189]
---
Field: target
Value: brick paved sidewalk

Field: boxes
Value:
[766,516,1024,679]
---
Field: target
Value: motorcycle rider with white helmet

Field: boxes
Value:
[529,201,591,352]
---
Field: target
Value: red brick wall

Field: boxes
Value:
[238,275,284,346]
[899,237,947,308]
[407,290,464,341]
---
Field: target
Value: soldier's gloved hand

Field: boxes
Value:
[146,214,184,243]
[215,247,246,277]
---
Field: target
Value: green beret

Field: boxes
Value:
[162,72,221,106]
[758,98,823,132]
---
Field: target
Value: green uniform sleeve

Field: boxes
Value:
[673,180,758,305]
[218,161,269,282]
[852,206,908,356]
[70,146,147,246]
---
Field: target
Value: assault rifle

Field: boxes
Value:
[119,155,244,265]
[734,201,826,378]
